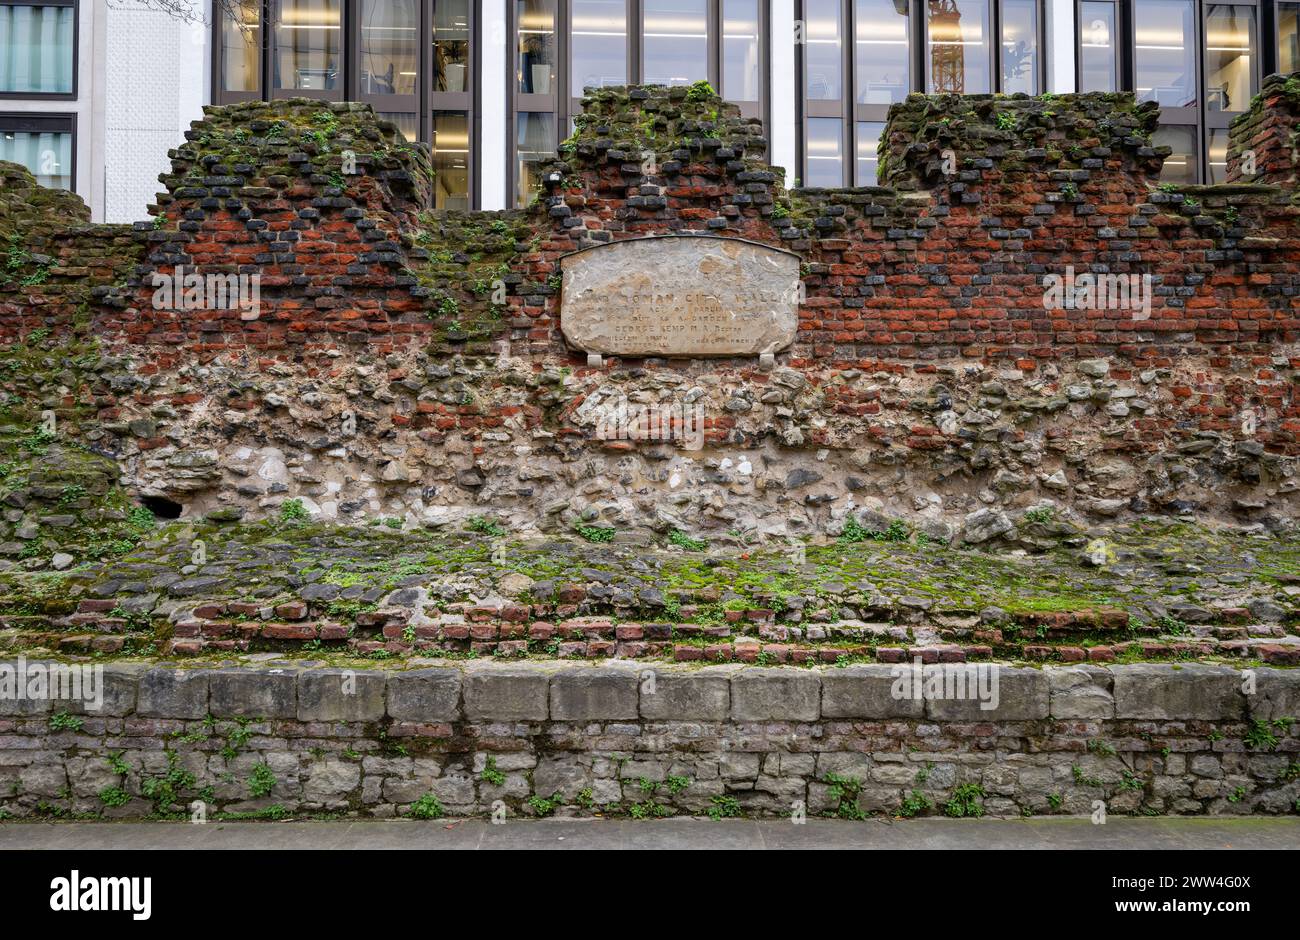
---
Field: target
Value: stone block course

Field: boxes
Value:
[820,665,924,718]
[638,669,731,721]
[86,663,146,718]
[208,669,298,719]
[136,667,210,719]
[1247,668,1300,721]
[0,654,1297,821]
[462,666,550,722]
[731,669,821,722]
[297,670,386,723]
[387,668,462,722]
[924,666,1049,722]
[1113,664,1246,720]
[1048,665,1116,719]
[549,667,640,721]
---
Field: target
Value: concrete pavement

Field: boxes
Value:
[1,817,1297,850]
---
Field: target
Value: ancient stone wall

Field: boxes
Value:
[1,84,1299,548]
[2,89,1297,824]
[2,660,1296,820]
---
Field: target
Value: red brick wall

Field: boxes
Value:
[5,87,1300,370]
[511,88,1300,367]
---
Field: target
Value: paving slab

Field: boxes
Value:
[1,817,1296,850]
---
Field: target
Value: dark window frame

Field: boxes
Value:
[920,0,1047,96]
[720,0,768,120]
[0,0,78,101]
[0,109,76,190]
[1202,0,1262,180]
[568,0,634,120]
[1078,0,1263,183]
[354,0,421,116]
[1073,0,1130,92]
[797,0,861,188]
[212,0,266,103]
[1275,0,1298,74]
[429,0,476,206]
[510,0,564,209]
[270,0,345,101]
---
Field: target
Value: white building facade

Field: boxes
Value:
[0,0,1288,222]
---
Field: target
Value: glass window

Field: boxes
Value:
[517,111,555,206]
[433,0,471,92]
[855,120,884,185]
[643,0,707,86]
[572,0,627,94]
[926,0,990,94]
[0,3,74,94]
[805,0,842,100]
[1135,0,1196,108]
[1204,4,1255,113]
[273,0,342,92]
[1079,0,1118,92]
[359,0,418,96]
[432,110,470,210]
[1154,125,1197,183]
[722,0,760,103]
[806,117,843,187]
[517,0,556,94]
[1000,0,1038,94]
[220,0,261,94]
[1207,126,1231,183]
[855,0,909,105]
[1282,3,1300,75]
[0,120,72,189]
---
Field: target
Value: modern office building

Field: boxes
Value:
[0,0,1289,220]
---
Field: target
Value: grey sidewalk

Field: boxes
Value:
[1,817,1297,850]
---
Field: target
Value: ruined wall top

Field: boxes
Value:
[877,91,1166,191]
[158,98,433,221]
[1228,71,1300,185]
[0,162,90,237]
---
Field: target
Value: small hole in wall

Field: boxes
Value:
[139,495,183,520]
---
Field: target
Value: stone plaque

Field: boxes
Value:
[560,235,800,357]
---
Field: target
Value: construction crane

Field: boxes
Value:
[929,0,964,94]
